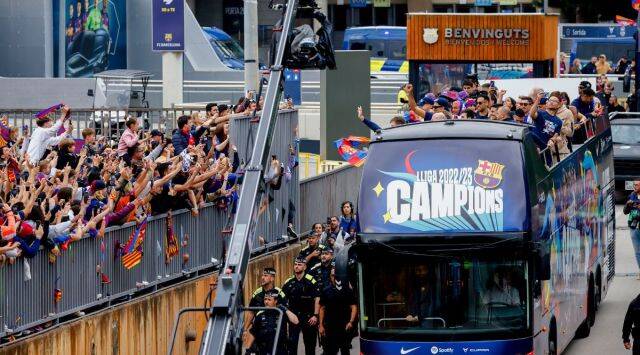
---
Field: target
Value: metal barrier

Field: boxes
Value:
[0,107,210,143]
[299,164,362,231]
[0,110,299,340]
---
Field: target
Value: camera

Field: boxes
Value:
[628,208,640,229]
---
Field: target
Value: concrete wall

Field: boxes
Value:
[0,0,52,77]
[1,243,304,355]
[0,78,95,109]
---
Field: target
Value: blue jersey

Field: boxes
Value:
[531,110,562,148]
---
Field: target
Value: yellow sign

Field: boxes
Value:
[499,0,517,4]
[374,0,390,7]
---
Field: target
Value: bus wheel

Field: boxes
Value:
[588,276,596,327]
[549,321,558,355]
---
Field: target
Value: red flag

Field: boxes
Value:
[617,15,636,26]
[121,218,148,270]
[633,0,640,11]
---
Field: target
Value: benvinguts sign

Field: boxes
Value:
[443,28,530,46]
[407,14,558,62]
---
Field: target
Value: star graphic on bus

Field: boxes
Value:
[373,182,384,197]
[382,211,392,223]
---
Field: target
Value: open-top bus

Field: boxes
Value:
[345,117,615,354]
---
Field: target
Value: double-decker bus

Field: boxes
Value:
[346,117,615,354]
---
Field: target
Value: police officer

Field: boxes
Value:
[282,257,320,355]
[310,247,334,292]
[319,266,357,355]
[244,267,287,344]
[298,227,326,268]
[249,289,299,355]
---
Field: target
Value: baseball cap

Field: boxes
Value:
[539,97,548,105]
[434,97,451,110]
[579,81,592,90]
[418,97,435,107]
[321,247,334,254]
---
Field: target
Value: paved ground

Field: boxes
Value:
[297,205,640,355]
[565,205,640,355]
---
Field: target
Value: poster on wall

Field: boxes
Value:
[63,0,126,77]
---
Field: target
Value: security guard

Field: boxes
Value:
[244,267,287,344]
[249,289,299,355]
[298,230,326,268]
[282,257,320,355]
[319,265,357,355]
[310,247,334,292]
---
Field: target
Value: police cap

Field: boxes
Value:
[264,289,279,299]
[263,267,276,276]
[294,256,307,264]
[321,247,334,254]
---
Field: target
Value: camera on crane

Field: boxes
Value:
[269,1,336,71]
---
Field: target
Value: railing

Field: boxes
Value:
[297,153,350,180]
[299,164,362,231]
[0,110,299,341]
[0,106,249,143]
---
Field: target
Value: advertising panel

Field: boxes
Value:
[152,0,185,51]
[358,139,527,234]
[63,0,126,77]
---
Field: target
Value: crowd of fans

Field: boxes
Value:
[365,77,612,165]
[561,53,635,76]
[245,201,359,355]
[0,94,297,268]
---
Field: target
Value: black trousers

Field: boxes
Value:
[288,322,317,355]
[321,332,350,355]
[634,340,640,355]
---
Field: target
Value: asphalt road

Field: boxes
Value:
[297,205,640,355]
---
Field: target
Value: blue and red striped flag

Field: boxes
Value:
[334,136,370,167]
[633,0,640,11]
[121,217,148,270]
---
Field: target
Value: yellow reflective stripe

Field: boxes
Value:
[370,59,385,73]
[399,61,409,74]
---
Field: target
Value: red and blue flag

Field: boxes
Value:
[334,136,370,167]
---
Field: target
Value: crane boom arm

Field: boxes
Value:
[199,1,300,354]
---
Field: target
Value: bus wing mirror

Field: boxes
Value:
[334,244,355,283]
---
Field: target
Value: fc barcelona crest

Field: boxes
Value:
[422,28,439,44]
[474,160,505,189]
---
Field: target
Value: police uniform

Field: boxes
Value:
[310,262,332,293]
[320,282,357,355]
[298,243,326,269]
[251,307,288,355]
[282,272,320,355]
[623,293,640,354]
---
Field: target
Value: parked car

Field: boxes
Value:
[611,116,640,201]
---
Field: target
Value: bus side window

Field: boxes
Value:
[350,42,366,50]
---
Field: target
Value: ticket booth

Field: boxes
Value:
[407,14,559,97]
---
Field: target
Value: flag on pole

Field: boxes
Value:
[121,217,148,269]
[617,15,637,26]
[334,136,370,167]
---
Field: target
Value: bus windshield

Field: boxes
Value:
[358,250,529,339]
[209,38,244,60]
[611,124,640,145]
